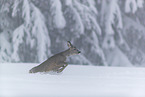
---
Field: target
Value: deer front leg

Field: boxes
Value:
[57,63,68,73]
[52,62,67,73]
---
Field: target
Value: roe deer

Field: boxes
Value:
[29,41,81,73]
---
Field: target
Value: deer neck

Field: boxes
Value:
[62,49,71,57]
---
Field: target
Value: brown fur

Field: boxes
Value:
[29,41,81,73]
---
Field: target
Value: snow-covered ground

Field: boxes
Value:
[0,63,145,97]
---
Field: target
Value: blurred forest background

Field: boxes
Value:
[0,0,145,66]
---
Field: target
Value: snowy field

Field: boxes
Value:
[0,63,145,97]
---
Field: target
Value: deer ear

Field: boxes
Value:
[67,41,72,48]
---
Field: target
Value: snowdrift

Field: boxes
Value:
[0,63,145,97]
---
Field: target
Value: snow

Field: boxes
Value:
[0,32,11,62]
[12,0,19,17]
[125,0,144,13]
[101,0,123,49]
[0,63,145,97]
[65,0,72,6]
[50,0,66,29]
[12,1,51,62]
[71,5,85,35]
[31,3,51,62]
[2,0,145,66]
[12,25,25,62]
[137,0,144,8]
[22,0,30,25]
[106,47,133,66]
[72,0,101,35]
